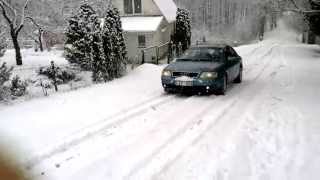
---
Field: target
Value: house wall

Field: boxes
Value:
[124,32,155,63]
[111,0,176,63]
[112,0,161,16]
[124,20,175,63]
[155,21,175,57]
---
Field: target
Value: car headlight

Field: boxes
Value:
[162,70,172,77]
[200,72,218,80]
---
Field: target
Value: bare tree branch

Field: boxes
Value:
[285,8,320,14]
[26,16,41,29]
[0,0,16,17]
[16,0,30,34]
[288,0,301,10]
[0,1,13,27]
[0,0,31,65]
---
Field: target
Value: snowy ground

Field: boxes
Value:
[0,49,93,106]
[1,23,320,180]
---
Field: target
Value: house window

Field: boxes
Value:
[138,35,146,48]
[134,0,141,13]
[124,0,141,14]
[124,0,133,14]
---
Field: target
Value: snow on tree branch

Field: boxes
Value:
[0,0,32,65]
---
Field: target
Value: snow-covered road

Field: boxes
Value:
[1,29,320,180]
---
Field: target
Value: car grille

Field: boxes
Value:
[172,72,199,78]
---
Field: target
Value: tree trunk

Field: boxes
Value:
[11,32,22,66]
[38,30,44,52]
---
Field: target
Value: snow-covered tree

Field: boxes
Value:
[0,0,31,65]
[91,16,107,82]
[0,62,12,101]
[96,7,126,82]
[0,27,6,57]
[65,3,99,70]
[108,7,127,79]
[174,8,191,52]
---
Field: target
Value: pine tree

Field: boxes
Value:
[98,7,127,81]
[174,8,191,52]
[112,8,127,79]
[91,17,107,82]
[64,3,99,70]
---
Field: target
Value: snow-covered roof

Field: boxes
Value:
[154,0,177,23]
[121,16,163,32]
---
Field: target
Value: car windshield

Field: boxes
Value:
[177,48,223,62]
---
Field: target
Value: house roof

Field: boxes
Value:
[154,0,177,23]
[121,16,163,32]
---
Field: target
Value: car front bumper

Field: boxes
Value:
[161,77,224,93]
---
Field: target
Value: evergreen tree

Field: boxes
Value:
[97,7,127,82]
[112,8,127,78]
[174,8,191,52]
[91,17,107,82]
[64,3,100,70]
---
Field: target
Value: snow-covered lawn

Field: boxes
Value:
[2,49,68,67]
[0,49,93,105]
[1,23,320,180]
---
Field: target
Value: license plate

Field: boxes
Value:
[175,80,193,86]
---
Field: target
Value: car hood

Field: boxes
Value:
[165,61,223,73]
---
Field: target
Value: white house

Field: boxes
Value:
[111,0,177,63]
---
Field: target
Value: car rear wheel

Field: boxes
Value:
[234,66,243,83]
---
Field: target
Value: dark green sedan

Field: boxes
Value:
[161,44,243,95]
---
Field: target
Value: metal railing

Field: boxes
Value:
[140,42,169,65]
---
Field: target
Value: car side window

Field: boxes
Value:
[230,47,238,57]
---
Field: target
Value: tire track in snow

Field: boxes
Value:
[243,43,278,74]
[124,96,238,179]
[25,93,177,169]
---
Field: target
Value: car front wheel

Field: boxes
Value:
[164,87,174,94]
[217,74,227,95]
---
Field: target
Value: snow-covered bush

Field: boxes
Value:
[10,75,27,97]
[174,8,191,52]
[93,7,127,82]
[38,65,77,85]
[65,3,100,70]
[0,35,6,57]
[0,62,13,101]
